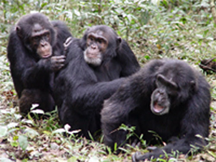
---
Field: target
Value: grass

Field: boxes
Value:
[0,0,216,161]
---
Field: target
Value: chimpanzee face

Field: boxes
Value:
[16,13,54,59]
[30,23,52,58]
[84,30,108,66]
[150,74,179,115]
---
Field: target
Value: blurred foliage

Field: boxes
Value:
[0,0,216,161]
[1,0,216,62]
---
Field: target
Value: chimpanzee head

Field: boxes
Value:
[150,60,197,115]
[81,25,122,66]
[16,13,56,58]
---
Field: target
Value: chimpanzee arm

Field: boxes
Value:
[72,80,125,112]
[62,47,126,115]
[22,59,55,89]
[7,30,26,96]
[101,83,138,149]
[7,30,44,89]
[117,39,140,77]
[101,66,158,149]
[101,59,164,124]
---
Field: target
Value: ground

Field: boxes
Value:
[0,1,216,161]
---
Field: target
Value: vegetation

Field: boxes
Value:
[0,0,216,161]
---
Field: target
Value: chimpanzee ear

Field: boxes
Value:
[16,26,22,38]
[117,36,122,46]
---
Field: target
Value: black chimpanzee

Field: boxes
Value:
[7,13,72,115]
[54,25,140,138]
[101,59,211,161]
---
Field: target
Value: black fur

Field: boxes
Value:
[101,59,210,160]
[7,13,72,115]
[54,25,140,138]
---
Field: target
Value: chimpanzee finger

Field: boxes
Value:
[64,37,73,48]
[53,64,64,71]
[55,55,66,60]
[56,62,65,68]
[51,56,65,63]
[63,37,73,56]
[56,58,65,63]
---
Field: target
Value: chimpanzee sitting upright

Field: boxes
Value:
[7,13,72,115]
[101,59,210,161]
[54,25,140,138]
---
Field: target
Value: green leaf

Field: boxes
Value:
[18,135,28,151]
[144,55,151,60]
[30,104,39,110]
[10,141,18,147]
[31,109,44,114]
[114,142,117,151]
[68,156,78,162]
[24,128,39,138]
[41,2,48,8]
[0,158,14,162]
[7,122,18,129]
[13,135,18,141]
[52,128,66,134]
[0,126,7,137]
[74,9,80,16]
[89,157,99,162]
[207,150,216,158]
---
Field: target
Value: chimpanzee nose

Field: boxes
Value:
[41,41,48,47]
[91,44,97,49]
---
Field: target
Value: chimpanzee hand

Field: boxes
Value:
[49,55,66,71]
[39,55,66,72]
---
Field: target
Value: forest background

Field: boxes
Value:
[0,0,216,161]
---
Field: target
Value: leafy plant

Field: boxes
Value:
[0,0,216,161]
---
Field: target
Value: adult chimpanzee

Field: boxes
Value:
[7,13,72,115]
[54,25,140,138]
[101,59,210,161]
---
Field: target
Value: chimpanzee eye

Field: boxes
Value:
[45,34,49,40]
[90,37,94,41]
[98,39,102,44]
[30,37,38,48]
[32,36,39,43]
[155,80,162,88]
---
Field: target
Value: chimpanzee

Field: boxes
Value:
[101,59,211,161]
[7,13,72,115]
[54,25,140,138]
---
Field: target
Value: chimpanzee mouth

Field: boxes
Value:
[152,102,165,114]
[151,101,170,115]
[87,52,100,59]
[42,53,52,58]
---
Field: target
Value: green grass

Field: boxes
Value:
[0,0,216,161]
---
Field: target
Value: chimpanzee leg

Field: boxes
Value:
[19,89,55,115]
